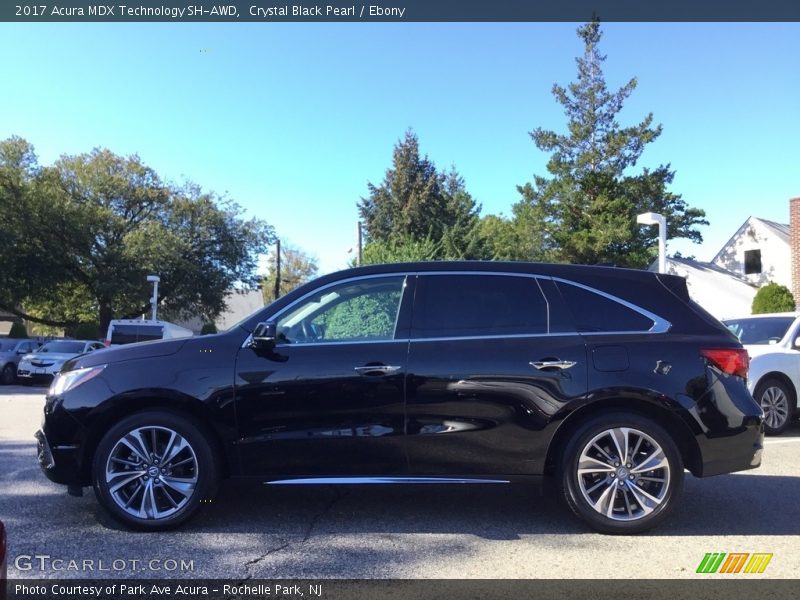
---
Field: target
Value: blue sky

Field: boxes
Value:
[1,23,798,273]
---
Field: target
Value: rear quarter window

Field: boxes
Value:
[556,281,655,333]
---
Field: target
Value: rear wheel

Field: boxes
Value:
[756,378,794,435]
[92,410,219,530]
[561,412,683,534]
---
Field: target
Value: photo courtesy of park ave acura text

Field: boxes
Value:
[0,6,799,596]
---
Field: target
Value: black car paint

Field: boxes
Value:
[39,262,763,490]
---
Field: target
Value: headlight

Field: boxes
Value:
[49,365,106,396]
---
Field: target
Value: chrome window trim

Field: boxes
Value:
[241,268,671,348]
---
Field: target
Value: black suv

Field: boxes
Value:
[37,262,763,533]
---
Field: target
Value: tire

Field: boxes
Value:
[560,412,684,534]
[755,378,795,435]
[1,363,16,385]
[92,410,219,531]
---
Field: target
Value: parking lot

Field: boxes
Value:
[1,385,799,580]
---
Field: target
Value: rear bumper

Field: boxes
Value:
[697,419,764,477]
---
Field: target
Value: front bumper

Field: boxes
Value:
[17,364,61,380]
[35,428,84,486]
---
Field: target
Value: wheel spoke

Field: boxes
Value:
[632,449,667,474]
[107,469,146,494]
[578,455,615,474]
[592,482,616,517]
[609,428,630,465]
[161,475,197,497]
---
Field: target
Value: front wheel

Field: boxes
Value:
[561,412,684,534]
[92,410,219,530]
[755,378,794,435]
[1,363,16,385]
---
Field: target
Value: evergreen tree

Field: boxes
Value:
[358,130,483,260]
[514,20,707,267]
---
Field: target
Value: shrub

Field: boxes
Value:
[8,320,28,338]
[201,322,218,335]
[752,283,796,314]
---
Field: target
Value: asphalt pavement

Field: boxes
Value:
[1,385,799,580]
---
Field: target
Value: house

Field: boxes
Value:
[650,202,797,320]
[177,288,265,334]
[711,216,790,288]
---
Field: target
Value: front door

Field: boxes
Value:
[234,275,412,478]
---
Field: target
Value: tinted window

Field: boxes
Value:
[557,282,655,333]
[277,276,405,344]
[723,317,794,345]
[39,341,86,354]
[111,325,164,345]
[412,275,547,338]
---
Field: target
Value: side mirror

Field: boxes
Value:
[250,321,277,350]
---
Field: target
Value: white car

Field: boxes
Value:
[723,312,800,434]
[16,339,105,384]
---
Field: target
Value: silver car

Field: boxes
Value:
[17,340,104,384]
[0,338,41,385]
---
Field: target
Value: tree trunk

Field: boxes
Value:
[99,303,113,340]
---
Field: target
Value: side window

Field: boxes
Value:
[556,281,655,333]
[276,276,406,344]
[412,275,547,338]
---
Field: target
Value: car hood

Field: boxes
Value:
[63,338,190,372]
[22,352,78,362]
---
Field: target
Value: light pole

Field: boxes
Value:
[147,275,160,321]
[637,212,667,274]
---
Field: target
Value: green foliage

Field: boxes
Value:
[357,131,484,260]
[313,291,400,340]
[0,138,275,332]
[200,322,218,335]
[513,20,707,267]
[752,283,796,314]
[8,320,28,338]
[73,322,100,340]
[361,234,441,265]
[262,244,319,303]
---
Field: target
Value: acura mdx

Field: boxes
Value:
[37,262,764,533]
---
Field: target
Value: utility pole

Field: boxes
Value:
[274,239,282,299]
[356,221,363,267]
[147,275,160,321]
[637,212,667,273]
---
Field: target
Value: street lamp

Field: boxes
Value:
[637,212,667,274]
[147,275,160,321]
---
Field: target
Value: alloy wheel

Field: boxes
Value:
[105,426,198,520]
[760,386,789,431]
[576,427,671,522]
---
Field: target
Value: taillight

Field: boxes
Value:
[701,348,749,378]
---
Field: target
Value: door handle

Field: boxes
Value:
[354,365,402,376]
[529,360,577,370]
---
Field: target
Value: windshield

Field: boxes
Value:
[38,341,86,354]
[724,317,794,345]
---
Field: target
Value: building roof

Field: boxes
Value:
[754,217,789,243]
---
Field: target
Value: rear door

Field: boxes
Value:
[404,273,587,476]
